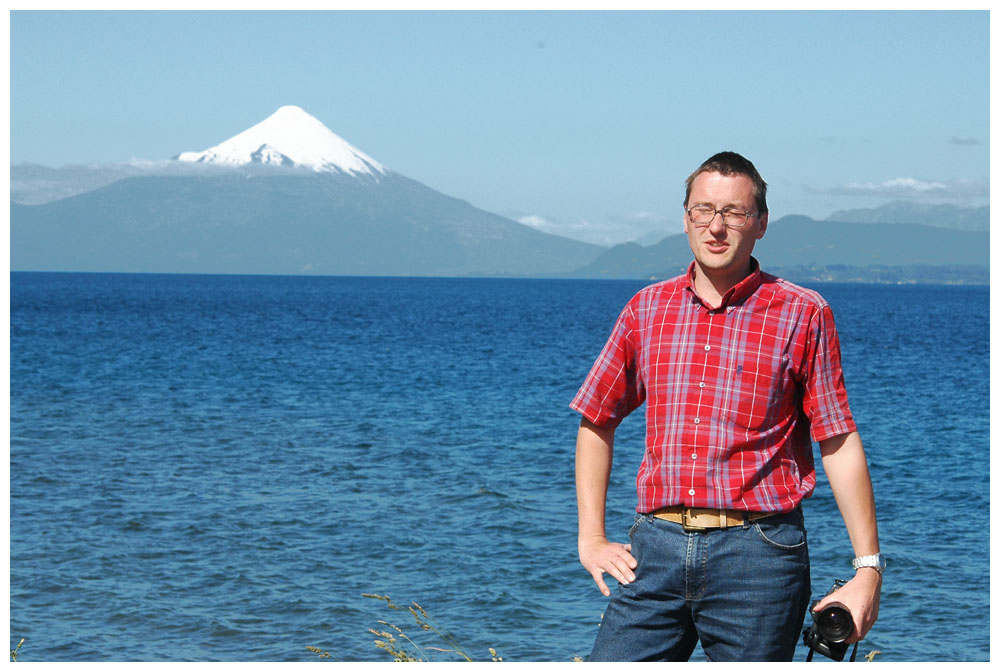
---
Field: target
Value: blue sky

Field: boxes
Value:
[10,10,991,244]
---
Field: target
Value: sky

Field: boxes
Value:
[9,9,991,245]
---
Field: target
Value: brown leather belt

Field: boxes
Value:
[651,505,779,532]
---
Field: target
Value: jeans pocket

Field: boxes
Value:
[627,514,649,538]
[752,516,807,551]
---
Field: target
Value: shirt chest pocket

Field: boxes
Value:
[729,356,788,430]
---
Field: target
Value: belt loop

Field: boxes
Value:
[719,508,728,529]
[742,512,750,529]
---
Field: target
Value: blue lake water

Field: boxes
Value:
[10,272,989,661]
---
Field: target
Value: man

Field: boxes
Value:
[571,151,882,661]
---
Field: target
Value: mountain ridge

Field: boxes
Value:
[11,168,603,276]
[565,214,988,283]
[825,200,988,231]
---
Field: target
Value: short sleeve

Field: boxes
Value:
[799,303,856,442]
[569,302,645,428]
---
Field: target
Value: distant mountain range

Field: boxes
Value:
[10,106,990,283]
[825,201,989,231]
[570,214,988,284]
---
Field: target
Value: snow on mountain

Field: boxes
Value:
[175,105,386,176]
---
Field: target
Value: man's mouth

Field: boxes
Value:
[705,241,729,253]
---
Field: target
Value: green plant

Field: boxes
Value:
[361,593,501,662]
[305,645,331,659]
[10,638,24,662]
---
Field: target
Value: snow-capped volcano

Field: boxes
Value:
[175,105,386,176]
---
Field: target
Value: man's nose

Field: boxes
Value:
[707,212,728,234]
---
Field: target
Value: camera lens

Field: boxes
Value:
[816,604,853,643]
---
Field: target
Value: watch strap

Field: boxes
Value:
[852,553,885,573]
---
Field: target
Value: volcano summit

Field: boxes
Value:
[175,105,386,177]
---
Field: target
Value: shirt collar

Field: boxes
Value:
[685,257,763,309]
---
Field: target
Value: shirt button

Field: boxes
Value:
[693,418,700,425]
[691,453,697,460]
[704,345,711,351]
[688,489,696,496]
[699,381,706,388]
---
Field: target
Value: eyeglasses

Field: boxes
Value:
[686,205,758,229]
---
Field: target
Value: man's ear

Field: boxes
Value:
[756,212,768,240]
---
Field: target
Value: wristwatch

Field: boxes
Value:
[852,553,886,574]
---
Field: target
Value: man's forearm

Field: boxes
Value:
[817,430,882,641]
[819,431,879,556]
[576,418,638,596]
[576,418,616,542]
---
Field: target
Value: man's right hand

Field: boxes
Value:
[579,535,638,597]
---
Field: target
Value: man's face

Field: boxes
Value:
[683,171,768,283]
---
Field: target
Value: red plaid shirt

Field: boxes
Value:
[571,259,856,514]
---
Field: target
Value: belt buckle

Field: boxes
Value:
[681,508,708,532]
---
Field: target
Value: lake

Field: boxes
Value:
[9,272,989,661]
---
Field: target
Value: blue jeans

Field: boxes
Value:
[589,508,811,662]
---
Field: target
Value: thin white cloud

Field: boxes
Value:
[843,177,947,193]
[623,210,670,224]
[509,210,679,247]
[802,175,989,209]
[516,214,550,229]
[949,136,981,146]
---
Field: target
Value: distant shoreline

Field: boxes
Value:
[8,267,990,287]
[665,264,990,287]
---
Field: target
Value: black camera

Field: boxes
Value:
[802,579,857,661]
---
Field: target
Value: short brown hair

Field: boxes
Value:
[684,151,768,214]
